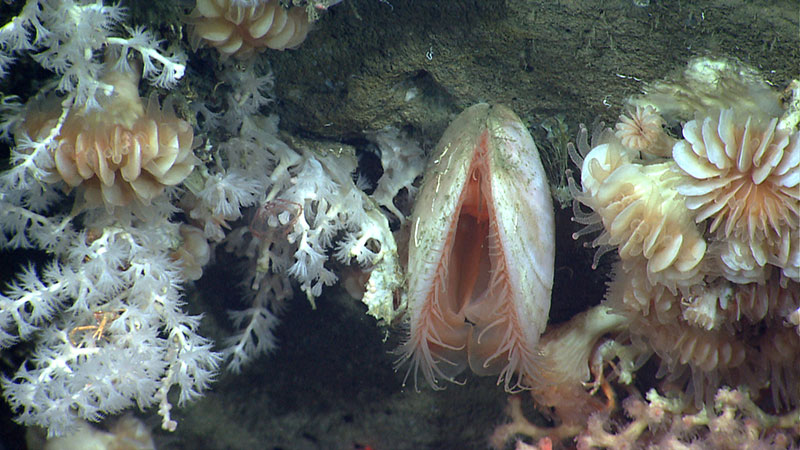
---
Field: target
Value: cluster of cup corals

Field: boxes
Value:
[491,57,800,449]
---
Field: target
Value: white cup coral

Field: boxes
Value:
[18,67,197,208]
[672,108,800,282]
[189,0,311,58]
[570,126,707,288]
[569,57,800,410]
[614,105,676,157]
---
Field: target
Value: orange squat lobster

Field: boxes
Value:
[69,310,125,346]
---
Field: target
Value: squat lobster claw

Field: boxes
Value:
[69,309,125,346]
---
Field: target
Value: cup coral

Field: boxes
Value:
[613,265,800,408]
[672,108,800,282]
[614,105,675,157]
[571,128,707,288]
[497,59,800,450]
[17,67,197,208]
[569,57,800,412]
[189,0,311,58]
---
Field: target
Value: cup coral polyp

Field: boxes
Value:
[615,105,675,157]
[19,68,197,207]
[190,0,311,58]
[672,108,800,280]
[571,129,707,287]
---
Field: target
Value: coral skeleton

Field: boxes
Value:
[180,57,416,370]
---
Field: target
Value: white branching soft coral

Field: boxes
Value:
[184,170,264,241]
[218,114,407,370]
[176,57,413,371]
[0,0,222,437]
[0,0,186,109]
[180,59,272,242]
[259,130,407,322]
[0,210,221,436]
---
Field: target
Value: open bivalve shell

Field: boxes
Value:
[397,103,555,392]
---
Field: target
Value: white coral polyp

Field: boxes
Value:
[672,109,800,280]
[615,105,673,157]
[21,69,197,207]
[577,154,707,287]
[714,238,768,284]
[190,0,311,58]
[577,129,636,197]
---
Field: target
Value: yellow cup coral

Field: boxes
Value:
[19,68,197,207]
